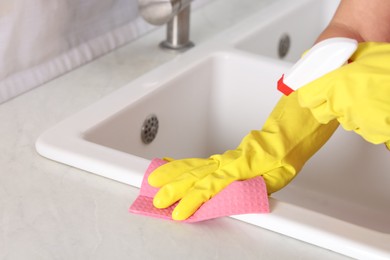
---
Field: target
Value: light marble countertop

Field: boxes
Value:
[0,0,350,259]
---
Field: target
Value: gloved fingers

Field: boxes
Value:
[297,43,379,109]
[349,42,373,61]
[338,109,390,145]
[350,125,390,145]
[152,161,220,208]
[349,42,390,62]
[297,74,333,111]
[171,190,207,221]
[152,173,199,209]
[171,170,238,220]
[148,157,215,187]
[386,141,390,151]
[298,64,357,124]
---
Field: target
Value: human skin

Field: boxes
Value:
[316,0,390,43]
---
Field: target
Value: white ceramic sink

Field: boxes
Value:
[36,0,390,259]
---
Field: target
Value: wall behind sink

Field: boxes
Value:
[0,0,210,104]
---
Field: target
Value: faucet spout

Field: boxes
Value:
[138,0,194,51]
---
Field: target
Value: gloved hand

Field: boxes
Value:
[148,92,339,220]
[297,42,390,149]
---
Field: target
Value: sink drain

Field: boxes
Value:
[141,114,159,144]
[278,33,290,59]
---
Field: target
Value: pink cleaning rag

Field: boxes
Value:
[129,158,269,222]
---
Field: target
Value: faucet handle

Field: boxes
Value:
[139,0,192,25]
[138,0,194,51]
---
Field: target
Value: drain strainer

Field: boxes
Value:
[278,34,290,59]
[141,114,159,144]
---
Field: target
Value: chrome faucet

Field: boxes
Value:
[138,0,194,51]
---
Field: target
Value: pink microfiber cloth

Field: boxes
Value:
[129,158,269,222]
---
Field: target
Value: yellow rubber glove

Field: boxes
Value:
[298,42,390,149]
[148,92,339,220]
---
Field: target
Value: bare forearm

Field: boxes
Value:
[316,0,390,43]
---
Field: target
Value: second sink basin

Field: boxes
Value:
[233,0,340,61]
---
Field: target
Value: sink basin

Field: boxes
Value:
[83,52,285,161]
[233,0,340,61]
[36,0,390,259]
